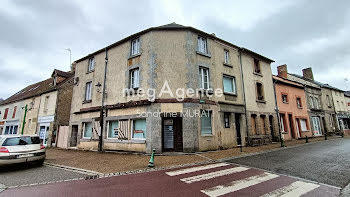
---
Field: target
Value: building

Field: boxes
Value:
[273,69,312,140]
[0,69,74,146]
[67,23,278,153]
[331,88,349,134]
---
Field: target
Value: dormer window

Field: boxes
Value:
[131,38,140,56]
[88,57,95,72]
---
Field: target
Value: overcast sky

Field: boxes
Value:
[1,0,350,99]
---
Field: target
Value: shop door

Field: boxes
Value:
[162,117,183,152]
[39,125,50,145]
[312,117,322,136]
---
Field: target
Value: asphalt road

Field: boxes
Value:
[0,164,86,187]
[227,138,350,188]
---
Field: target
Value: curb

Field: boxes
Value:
[44,162,103,176]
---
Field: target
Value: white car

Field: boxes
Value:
[0,135,46,166]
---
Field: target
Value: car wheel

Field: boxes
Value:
[36,159,45,166]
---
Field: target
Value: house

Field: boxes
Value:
[273,66,312,140]
[331,88,349,134]
[67,23,278,153]
[0,69,74,146]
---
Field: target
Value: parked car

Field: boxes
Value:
[0,135,46,166]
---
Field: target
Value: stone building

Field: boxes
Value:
[0,69,74,146]
[67,23,278,153]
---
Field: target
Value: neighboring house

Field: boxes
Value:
[0,69,74,146]
[273,70,312,140]
[345,91,350,112]
[68,23,277,153]
[345,91,350,135]
[240,49,279,146]
[331,88,349,134]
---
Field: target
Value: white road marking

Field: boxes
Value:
[181,166,249,184]
[0,183,7,193]
[201,172,279,197]
[166,163,230,176]
[260,181,320,197]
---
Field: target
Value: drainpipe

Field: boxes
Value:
[272,79,284,147]
[238,49,250,146]
[98,48,108,152]
[21,105,28,135]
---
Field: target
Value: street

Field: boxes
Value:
[0,138,349,196]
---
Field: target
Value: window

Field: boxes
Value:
[199,67,210,90]
[310,97,314,109]
[44,96,49,111]
[201,110,212,135]
[88,57,95,72]
[4,125,18,135]
[85,82,92,101]
[133,119,146,139]
[197,36,208,54]
[260,115,266,135]
[300,119,308,131]
[3,108,9,119]
[224,112,230,128]
[329,115,334,127]
[253,58,261,73]
[326,95,331,107]
[129,68,140,89]
[282,94,288,103]
[12,106,17,118]
[108,120,119,138]
[223,75,236,94]
[296,97,302,108]
[256,82,264,101]
[131,38,140,56]
[83,122,93,138]
[224,50,229,64]
[314,97,319,109]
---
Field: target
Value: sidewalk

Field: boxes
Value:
[45,136,342,174]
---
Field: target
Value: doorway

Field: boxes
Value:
[288,114,295,139]
[235,114,242,145]
[162,117,183,152]
[269,115,275,140]
[39,124,50,145]
[312,117,322,136]
[70,125,78,147]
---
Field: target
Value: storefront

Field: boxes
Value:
[38,115,54,145]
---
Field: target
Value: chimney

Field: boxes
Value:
[302,67,314,80]
[277,64,288,78]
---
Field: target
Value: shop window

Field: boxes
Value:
[83,122,93,138]
[201,110,212,135]
[133,119,146,139]
[108,120,119,138]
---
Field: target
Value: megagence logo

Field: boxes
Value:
[123,80,224,102]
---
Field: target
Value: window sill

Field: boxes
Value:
[256,100,266,103]
[105,138,146,144]
[224,92,237,96]
[82,100,92,104]
[253,72,263,77]
[223,63,233,68]
[124,88,140,96]
[196,51,211,58]
[128,53,141,60]
[86,70,95,74]
[201,134,213,137]
[281,132,288,134]
[198,89,214,95]
[282,102,289,104]
[297,107,303,109]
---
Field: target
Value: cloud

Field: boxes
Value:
[0,0,349,99]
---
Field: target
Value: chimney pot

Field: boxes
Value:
[277,64,288,78]
[302,67,314,80]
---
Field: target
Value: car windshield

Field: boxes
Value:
[2,136,41,146]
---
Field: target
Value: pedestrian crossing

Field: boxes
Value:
[165,162,337,197]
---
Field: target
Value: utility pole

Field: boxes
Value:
[21,105,28,135]
[98,48,108,152]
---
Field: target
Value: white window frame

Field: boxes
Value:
[282,94,288,103]
[199,67,210,90]
[85,81,92,101]
[88,57,95,72]
[83,122,93,139]
[197,36,208,54]
[224,49,229,64]
[296,97,302,108]
[130,68,140,89]
[131,38,140,56]
[280,114,285,133]
[223,75,236,94]
[300,119,308,131]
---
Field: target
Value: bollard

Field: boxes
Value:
[341,132,344,138]
[239,145,243,152]
[281,138,285,147]
[305,136,309,143]
[148,149,156,168]
[325,132,328,140]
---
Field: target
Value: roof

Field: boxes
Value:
[0,69,73,106]
[288,73,344,92]
[52,69,74,78]
[345,91,350,97]
[273,75,304,88]
[75,23,274,63]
